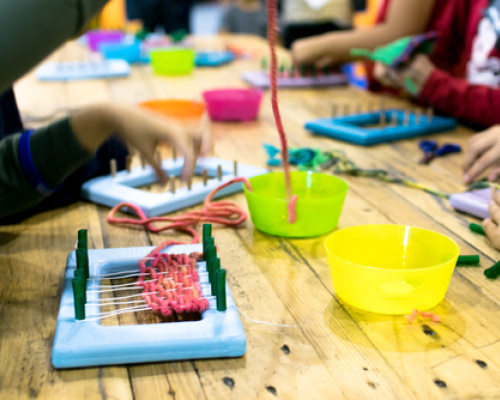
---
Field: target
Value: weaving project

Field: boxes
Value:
[52,229,246,368]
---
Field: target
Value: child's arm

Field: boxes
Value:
[376,54,500,130]
[291,0,435,67]
[0,104,209,218]
[0,0,109,94]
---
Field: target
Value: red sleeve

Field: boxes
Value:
[418,68,500,127]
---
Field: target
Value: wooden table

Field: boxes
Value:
[2,35,499,400]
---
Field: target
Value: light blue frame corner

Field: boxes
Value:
[81,157,268,217]
[52,244,247,369]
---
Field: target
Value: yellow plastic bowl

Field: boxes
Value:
[324,225,459,315]
[150,47,195,75]
[243,171,348,237]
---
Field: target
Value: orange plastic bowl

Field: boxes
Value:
[139,99,205,122]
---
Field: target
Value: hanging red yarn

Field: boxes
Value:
[266,0,298,223]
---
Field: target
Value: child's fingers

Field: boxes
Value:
[488,166,500,182]
[143,150,168,187]
[489,198,500,224]
[463,148,498,184]
[483,218,500,249]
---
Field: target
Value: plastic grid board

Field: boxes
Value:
[81,157,269,217]
[241,70,348,89]
[195,51,235,67]
[52,243,246,368]
[449,188,491,219]
[36,60,131,81]
[304,109,457,146]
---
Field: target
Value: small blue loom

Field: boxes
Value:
[195,51,235,67]
[305,109,456,146]
[81,157,268,217]
[52,243,246,368]
[36,59,131,81]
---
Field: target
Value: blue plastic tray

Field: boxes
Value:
[52,244,247,368]
[195,51,235,67]
[305,109,456,146]
[36,59,131,81]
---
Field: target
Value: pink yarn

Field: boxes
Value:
[107,177,252,243]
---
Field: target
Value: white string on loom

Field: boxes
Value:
[234,306,298,328]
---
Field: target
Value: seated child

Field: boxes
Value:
[219,0,268,38]
[371,0,500,127]
[281,0,354,49]
[0,0,208,221]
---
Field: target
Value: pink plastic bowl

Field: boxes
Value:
[202,88,263,122]
[86,30,125,52]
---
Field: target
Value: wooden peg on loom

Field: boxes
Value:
[172,148,177,161]
[126,155,132,173]
[140,155,146,169]
[403,110,410,126]
[332,104,338,117]
[415,109,422,125]
[217,165,223,181]
[110,158,117,177]
[169,175,176,194]
[379,111,386,128]
[233,160,238,176]
[355,103,362,115]
[187,176,192,191]
[343,104,350,116]
[426,107,434,123]
[203,169,208,186]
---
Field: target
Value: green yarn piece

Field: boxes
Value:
[352,36,413,66]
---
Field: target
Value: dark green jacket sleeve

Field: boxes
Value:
[0,0,110,94]
[0,118,92,217]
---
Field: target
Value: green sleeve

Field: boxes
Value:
[0,0,110,94]
[0,118,92,217]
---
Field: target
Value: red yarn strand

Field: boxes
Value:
[267,0,297,223]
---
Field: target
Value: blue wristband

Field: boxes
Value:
[18,130,59,195]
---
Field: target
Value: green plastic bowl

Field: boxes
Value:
[150,47,195,75]
[243,171,348,237]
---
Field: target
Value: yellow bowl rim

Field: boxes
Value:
[324,224,460,272]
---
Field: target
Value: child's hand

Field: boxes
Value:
[463,126,500,184]
[483,191,500,249]
[291,37,336,68]
[374,54,435,95]
[71,104,211,186]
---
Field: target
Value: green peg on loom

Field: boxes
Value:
[216,269,227,312]
[202,224,212,258]
[76,248,89,280]
[210,257,221,295]
[484,260,500,279]
[72,277,86,320]
[205,245,217,279]
[469,223,485,236]
[261,56,267,71]
[204,237,215,262]
[456,255,480,266]
[74,269,87,303]
[77,229,87,250]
